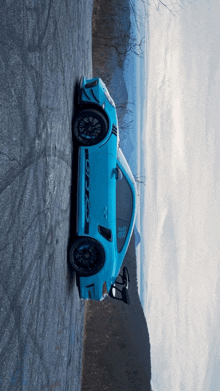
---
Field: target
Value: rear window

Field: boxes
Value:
[116,165,133,252]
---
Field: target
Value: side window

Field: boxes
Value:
[116,165,133,252]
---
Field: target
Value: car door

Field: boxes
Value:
[88,151,117,228]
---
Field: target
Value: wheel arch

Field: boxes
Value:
[78,102,110,129]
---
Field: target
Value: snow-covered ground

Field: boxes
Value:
[120,0,148,262]
[123,0,220,390]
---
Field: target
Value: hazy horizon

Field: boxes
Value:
[123,0,220,390]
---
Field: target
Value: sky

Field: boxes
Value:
[123,0,220,390]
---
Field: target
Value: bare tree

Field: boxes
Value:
[116,101,135,141]
[134,174,146,196]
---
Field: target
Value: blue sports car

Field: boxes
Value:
[69,76,137,301]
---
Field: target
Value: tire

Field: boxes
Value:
[69,237,105,277]
[73,109,108,146]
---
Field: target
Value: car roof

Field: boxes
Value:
[117,147,136,191]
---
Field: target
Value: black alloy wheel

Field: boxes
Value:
[73,109,108,146]
[69,237,105,277]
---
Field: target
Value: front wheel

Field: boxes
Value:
[69,237,105,277]
[73,109,108,146]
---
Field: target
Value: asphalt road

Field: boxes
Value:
[0,1,93,390]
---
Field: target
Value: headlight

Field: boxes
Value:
[104,90,116,107]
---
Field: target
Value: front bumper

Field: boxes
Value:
[79,77,119,141]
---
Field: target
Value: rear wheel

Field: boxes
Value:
[69,237,105,277]
[73,109,108,146]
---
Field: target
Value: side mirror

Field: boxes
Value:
[115,167,123,180]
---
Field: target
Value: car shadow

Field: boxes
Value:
[66,80,81,294]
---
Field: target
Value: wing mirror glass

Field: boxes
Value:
[115,167,123,180]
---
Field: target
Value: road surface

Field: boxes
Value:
[0,1,93,390]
